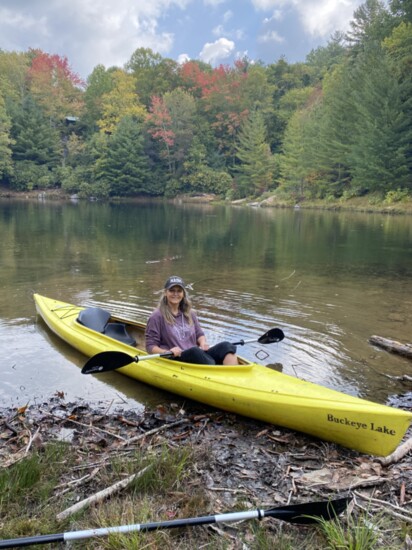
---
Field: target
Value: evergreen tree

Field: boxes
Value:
[346,0,393,56]
[234,110,276,197]
[10,95,61,166]
[97,116,152,196]
[390,0,412,22]
[0,93,14,180]
[348,43,410,192]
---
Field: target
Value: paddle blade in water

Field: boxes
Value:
[81,351,136,374]
[258,328,284,344]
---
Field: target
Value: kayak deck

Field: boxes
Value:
[33,293,412,457]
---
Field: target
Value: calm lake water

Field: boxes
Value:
[1,198,411,413]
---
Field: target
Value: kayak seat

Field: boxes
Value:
[77,307,111,333]
[104,323,136,346]
[77,307,136,346]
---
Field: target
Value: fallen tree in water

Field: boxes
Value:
[369,335,412,360]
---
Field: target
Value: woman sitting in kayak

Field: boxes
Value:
[145,276,238,365]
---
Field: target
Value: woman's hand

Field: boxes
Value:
[198,339,209,351]
[170,346,183,357]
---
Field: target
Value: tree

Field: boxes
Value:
[181,138,232,196]
[234,110,276,197]
[346,0,392,56]
[0,50,30,104]
[125,48,181,107]
[28,49,84,123]
[83,65,115,132]
[390,0,412,22]
[97,116,152,196]
[10,94,61,166]
[306,32,348,80]
[146,88,196,176]
[0,93,14,180]
[97,70,146,134]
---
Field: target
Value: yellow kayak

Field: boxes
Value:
[34,293,411,456]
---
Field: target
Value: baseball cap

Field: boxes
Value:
[164,276,185,290]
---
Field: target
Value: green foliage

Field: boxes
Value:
[234,110,277,197]
[9,160,56,190]
[10,94,61,167]
[97,116,152,196]
[0,2,411,201]
[178,137,231,196]
[306,32,347,79]
[348,43,410,192]
[315,512,384,550]
[0,442,72,519]
[0,92,14,179]
[384,187,410,202]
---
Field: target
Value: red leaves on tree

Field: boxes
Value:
[27,49,85,119]
[146,96,175,147]
[28,49,84,88]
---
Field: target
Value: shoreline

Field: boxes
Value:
[1,397,411,548]
[1,187,412,215]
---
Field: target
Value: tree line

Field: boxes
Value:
[0,0,411,203]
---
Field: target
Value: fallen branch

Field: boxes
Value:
[118,419,187,448]
[56,466,149,521]
[378,437,412,466]
[353,491,412,519]
[369,335,412,359]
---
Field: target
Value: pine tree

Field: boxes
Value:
[10,95,61,166]
[97,116,152,196]
[348,43,410,192]
[0,93,14,179]
[234,110,276,197]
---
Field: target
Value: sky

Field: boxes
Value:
[0,0,371,80]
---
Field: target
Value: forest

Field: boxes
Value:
[0,0,411,203]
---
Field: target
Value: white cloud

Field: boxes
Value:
[298,0,357,37]
[177,53,191,64]
[264,10,283,23]
[223,10,233,22]
[258,30,285,43]
[213,24,225,36]
[0,0,191,78]
[199,37,235,64]
[252,0,363,37]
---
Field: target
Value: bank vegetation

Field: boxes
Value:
[0,1,411,207]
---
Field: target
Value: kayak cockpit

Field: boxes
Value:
[77,306,136,346]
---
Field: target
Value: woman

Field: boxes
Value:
[145,276,238,365]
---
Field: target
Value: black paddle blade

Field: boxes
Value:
[81,351,136,374]
[266,497,350,525]
[258,328,284,344]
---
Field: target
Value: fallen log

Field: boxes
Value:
[369,335,412,359]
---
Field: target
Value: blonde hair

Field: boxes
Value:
[158,289,194,325]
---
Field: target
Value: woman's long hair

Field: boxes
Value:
[158,289,194,325]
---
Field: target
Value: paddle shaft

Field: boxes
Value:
[0,498,349,548]
[81,327,285,374]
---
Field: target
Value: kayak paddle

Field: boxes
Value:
[82,327,285,374]
[0,497,349,548]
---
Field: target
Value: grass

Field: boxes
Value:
[0,440,410,549]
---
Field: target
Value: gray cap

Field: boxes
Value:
[164,276,185,290]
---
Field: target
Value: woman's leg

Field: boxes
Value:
[207,342,238,365]
[179,346,216,365]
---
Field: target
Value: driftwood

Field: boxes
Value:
[369,335,412,359]
[378,437,412,466]
[56,466,149,521]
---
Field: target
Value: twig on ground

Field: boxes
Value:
[56,466,150,521]
[378,437,412,466]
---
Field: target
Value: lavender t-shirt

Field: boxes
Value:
[145,308,205,353]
